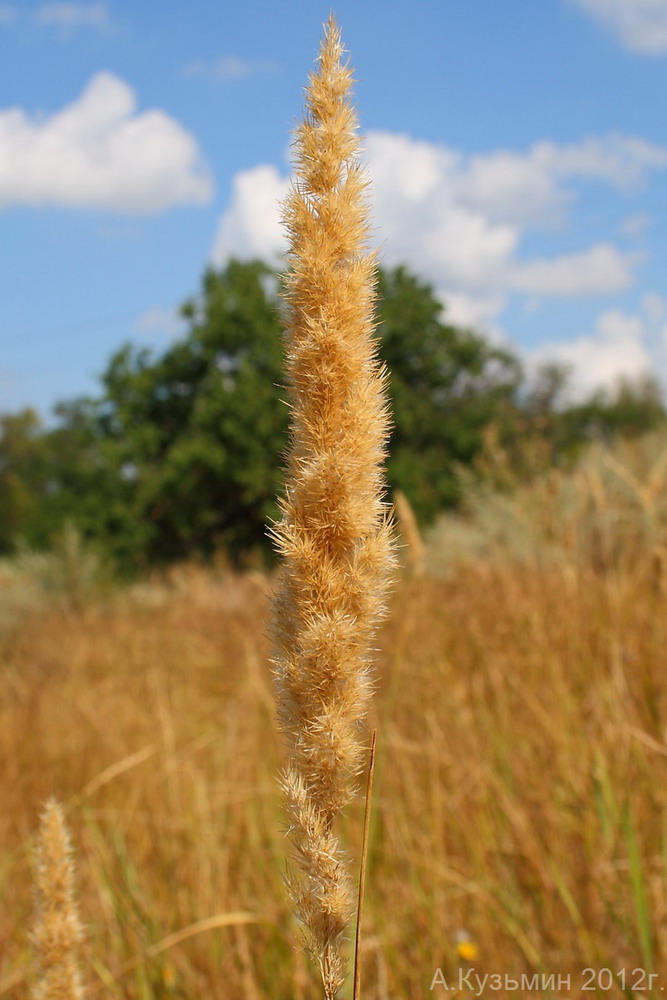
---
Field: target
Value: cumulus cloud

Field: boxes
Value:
[183,55,279,80]
[538,133,667,188]
[532,309,651,398]
[34,2,112,36]
[569,0,667,54]
[452,148,568,226]
[535,309,649,395]
[532,294,667,397]
[210,129,665,336]
[366,132,666,235]
[212,164,289,264]
[437,290,508,332]
[365,131,519,293]
[512,244,635,297]
[0,72,212,212]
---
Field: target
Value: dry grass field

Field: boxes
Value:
[2,434,667,999]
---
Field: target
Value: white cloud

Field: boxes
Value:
[210,126,667,393]
[619,212,650,239]
[212,164,289,264]
[640,293,667,357]
[537,133,667,189]
[183,55,279,80]
[137,307,187,341]
[0,72,212,212]
[365,131,519,293]
[532,294,667,397]
[0,4,16,24]
[533,309,650,396]
[512,243,635,297]
[387,132,666,228]
[365,132,659,304]
[452,148,568,226]
[570,0,667,54]
[438,290,508,332]
[34,2,112,36]
[210,129,666,329]
[642,291,667,327]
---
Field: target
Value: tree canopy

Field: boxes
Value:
[1,258,664,569]
[376,265,522,519]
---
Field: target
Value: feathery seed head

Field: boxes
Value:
[272,16,395,998]
[31,799,85,1000]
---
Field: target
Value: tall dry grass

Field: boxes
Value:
[271,17,394,997]
[2,460,667,998]
[429,429,667,577]
[2,16,666,992]
[0,525,106,633]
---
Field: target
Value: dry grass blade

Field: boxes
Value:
[353,730,377,1000]
[394,491,425,577]
[86,912,262,994]
[145,911,261,957]
[71,745,157,805]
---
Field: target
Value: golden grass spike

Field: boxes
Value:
[271,16,395,999]
[394,490,425,577]
[31,799,85,1000]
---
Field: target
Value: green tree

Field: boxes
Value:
[376,265,522,519]
[517,363,666,469]
[4,259,662,569]
[94,258,288,566]
[563,373,666,443]
[0,409,46,551]
[0,401,130,557]
[85,260,525,563]
[0,262,529,565]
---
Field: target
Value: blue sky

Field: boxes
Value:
[1,0,667,415]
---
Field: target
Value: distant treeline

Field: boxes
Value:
[1,258,665,570]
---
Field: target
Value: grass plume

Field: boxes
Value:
[31,799,84,1000]
[394,490,425,577]
[271,17,395,998]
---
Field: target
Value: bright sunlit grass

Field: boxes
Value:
[2,459,667,998]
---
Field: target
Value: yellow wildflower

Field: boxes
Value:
[456,937,479,962]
